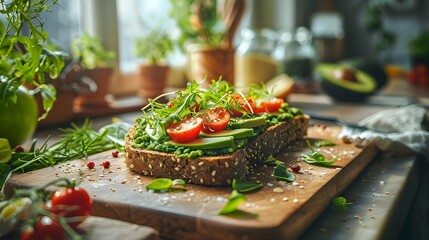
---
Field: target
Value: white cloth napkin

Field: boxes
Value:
[339,105,429,161]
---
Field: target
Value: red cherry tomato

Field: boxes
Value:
[202,108,231,133]
[166,117,203,143]
[20,216,65,240]
[230,94,255,116]
[253,98,284,113]
[50,186,92,228]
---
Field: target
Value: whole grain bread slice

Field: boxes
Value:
[124,115,309,186]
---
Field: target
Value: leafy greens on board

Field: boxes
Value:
[0,120,131,191]
[301,140,337,166]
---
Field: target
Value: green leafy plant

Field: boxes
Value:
[409,30,429,58]
[134,30,174,66]
[314,140,336,147]
[0,0,66,111]
[169,0,227,50]
[71,33,116,69]
[217,190,246,215]
[364,0,407,52]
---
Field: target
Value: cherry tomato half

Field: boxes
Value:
[202,108,231,133]
[50,186,92,228]
[230,94,255,116]
[253,98,284,113]
[166,117,203,143]
[20,216,65,240]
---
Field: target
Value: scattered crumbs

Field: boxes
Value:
[109,187,116,192]
[292,181,299,186]
[354,215,362,220]
[371,216,376,219]
[299,186,304,189]
[385,192,390,195]
[270,198,276,202]
[187,198,192,202]
[267,183,274,187]
[93,194,97,198]
[304,169,309,173]
[273,187,284,193]
[368,208,372,211]
[336,167,341,170]
[282,197,289,202]
[138,188,143,193]
[300,180,307,184]
[372,204,376,207]
[321,171,327,175]
[308,167,313,170]
[380,181,385,185]
[121,180,127,184]
[189,192,195,197]
[320,228,326,232]
[293,198,299,203]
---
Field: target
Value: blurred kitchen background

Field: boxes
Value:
[1,0,427,122]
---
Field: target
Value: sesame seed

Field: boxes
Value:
[299,186,304,189]
[211,170,216,176]
[174,167,180,171]
[159,163,163,168]
[273,187,284,193]
[198,162,204,166]
[225,162,229,168]
[282,197,288,201]
[191,166,196,170]
[293,199,299,203]
[148,164,152,169]
[200,178,204,183]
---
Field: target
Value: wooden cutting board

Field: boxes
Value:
[4,126,379,240]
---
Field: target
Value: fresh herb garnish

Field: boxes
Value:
[146,178,187,192]
[314,140,336,147]
[217,190,247,215]
[331,196,352,212]
[232,179,263,193]
[273,164,296,182]
[301,140,337,166]
[263,155,284,166]
[0,120,131,191]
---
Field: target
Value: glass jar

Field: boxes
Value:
[273,27,317,92]
[235,28,280,88]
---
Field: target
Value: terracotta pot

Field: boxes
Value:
[137,64,169,99]
[74,67,113,107]
[187,44,235,87]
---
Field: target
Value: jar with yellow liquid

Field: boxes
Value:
[235,28,280,89]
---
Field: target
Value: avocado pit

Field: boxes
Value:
[333,68,358,83]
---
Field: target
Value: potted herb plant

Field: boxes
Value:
[409,30,429,67]
[170,0,245,87]
[0,1,65,147]
[134,29,174,99]
[71,33,116,109]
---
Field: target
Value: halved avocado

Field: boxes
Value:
[317,63,377,102]
[199,128,255,139]
[340,58,388,90]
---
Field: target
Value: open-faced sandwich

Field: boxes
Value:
[124,80,309,186]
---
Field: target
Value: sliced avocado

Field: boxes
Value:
[317,63,377,102]
[166,136,234,149]
[200,128,255,139]
[229,116,266,128]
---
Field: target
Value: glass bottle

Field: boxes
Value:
[273,27,317,92]
[235,28,280,88]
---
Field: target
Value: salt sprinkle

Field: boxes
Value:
[293,198,299,203]
[282,197,289,202]
[273,187,284,193]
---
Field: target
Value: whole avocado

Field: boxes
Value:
[340,58,388,90]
